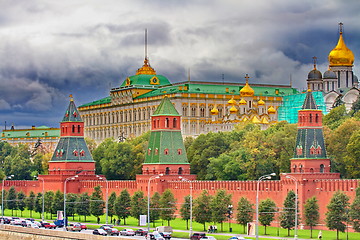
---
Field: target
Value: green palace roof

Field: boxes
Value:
[79,96,111,108]
[120,74,171,88]
[1,126,60,139]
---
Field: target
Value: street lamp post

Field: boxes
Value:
[179,176,193,237]
[228,204,233,232]
[256,173,276,240]
[63,175,78,231]
[1,175,14,220]
[147,174,163,233]
[96,175,109,224]
[34,176,45,222]
[285,175,298,240]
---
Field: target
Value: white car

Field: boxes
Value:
[33,221,41,227]
[120,229,135,236]
[28,223,39,229]
[10,219,22,225]
[200,237,217,240]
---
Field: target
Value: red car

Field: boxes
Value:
[43,222,57,229]
[75,222,87,230]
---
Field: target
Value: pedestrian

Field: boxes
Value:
[97,217,100,224]
[214,225,217,233]
[113,218,116,225]
[116,219,120,225]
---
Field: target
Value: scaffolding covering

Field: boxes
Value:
[278,91,327,124]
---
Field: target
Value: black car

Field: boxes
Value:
[135,228,148,236]
[25,218,35,222]
[93,229,108,236]
[0,217,11,224]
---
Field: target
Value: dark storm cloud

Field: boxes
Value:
[0,0,359,128]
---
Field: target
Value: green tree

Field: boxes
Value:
[25,191,36,218]
[17,191,26,217]
[44,191,55,219]
[34,192,43,218]
[350,187,360,232]
[160,189,177,226]
[343,129,360,178]
[6,186,17,215]
[280,190,298,236]
[66,193,78,220]
[193,190,212,231]
[323,105,349,130]
[180,195,191,230]
[150,192,161,227]
[3,145,36,180]
[326,191,350,240]
[236,197,254,233]
[108,192,117,223]
[304,196,319,238]
[130,191,147,225]
[210,189,232,231]
[76,193,90,222]
[114,189,131,224]
[258,198,276,235]
[52,190,64,214]
[90,186,105,224]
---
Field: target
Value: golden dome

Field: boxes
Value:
[228,97,237,105]
[239,98,247,105]
[210,105,219,115]
[258,99,265,105]
[268,106,276,114]
[240,75,255,97]
[136,58,157,75]
[328,27,354,66]
[251,115,261,123]
[229,105,238,113]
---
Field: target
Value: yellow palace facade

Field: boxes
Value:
[78,58,297,142]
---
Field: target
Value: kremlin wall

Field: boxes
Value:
[3,91,359,232]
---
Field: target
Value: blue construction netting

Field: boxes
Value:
[278,91,328,124]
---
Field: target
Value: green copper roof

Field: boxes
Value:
[145,131,189,164]
[50,137,94,162]
[1,126,60,139]
[62,100,83,122]
[78,96,111,108]
[152,96,180,116]
[293,128,327,159]
[120,74,171,87]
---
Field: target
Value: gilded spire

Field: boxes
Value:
[69,94,74,102]
[328,22,354,66]
[136,29,157,75]
[240,74,255,97]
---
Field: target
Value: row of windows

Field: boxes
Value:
[153,118,178,129]
[145,167,184,175]
[293,164,325,173]
[298,113,320,123]
[61,125,82,134]
[147,148,182,155]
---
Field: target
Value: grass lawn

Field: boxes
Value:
[3,209,359,240]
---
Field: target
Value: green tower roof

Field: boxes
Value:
[62,98,82,122]
[152,96,180,116]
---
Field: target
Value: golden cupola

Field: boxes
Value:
[268,106,276,114]
[328,23,354,67]
[136,58,157,75]
[229,105,238,114]
[210,105,219,115]
[240,74,255,97]
[239,98,247,105]
[258,99,265,106]
[228,97,237,105]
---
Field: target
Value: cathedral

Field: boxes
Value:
[307,23,359,112]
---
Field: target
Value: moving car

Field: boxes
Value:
[146,232,165,240]
[190,233,206,240]
[120,228,135,236]
[135,228,148,236]
[66,223,82,232]
[200,237,217,240]
[93,229,108,236]
[27,223,39,229]
[228,237,249,240]
[43,222,57,229]
[75,222,87,230]
[100,225,120,236]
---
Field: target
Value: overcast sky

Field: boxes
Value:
[1,0,360,129]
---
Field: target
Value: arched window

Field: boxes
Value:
[310,168,314,173]
[153,119,156,128]
[177,149,182,155]
[78,125,81,133]
[164,148,169,155]
[72,125,75,133]
[309,114,312,123]
[178,167,183,175]
[320,164,325,173]
[173,118,177,128]
[165,167,170,175]
[299,164,303,173]
[165,118,169,128]
[315,114,319,123]
[293,165,297,173]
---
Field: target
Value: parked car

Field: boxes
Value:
[93,229,108,236]
[66,223,82,232]
[120,228,135,236]
[25,218,35,222]
[43,222,57,229]
[100,225,119,236]
[228,237,249,240]
[135,228,148,236]
[33,221,41,227]
[159,232,172,240]
[27,223,39,229]
[190,233,206,240]
[0,217,11,224]
[75,222,87,230]
[146,232,165,240]
[21,220,32,227]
